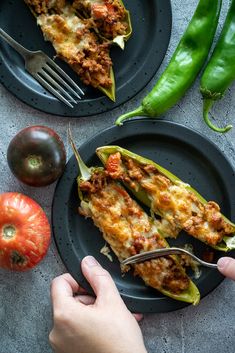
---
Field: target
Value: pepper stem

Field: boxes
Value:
[68,125,91,181]
[203,99,232,133]
[115,106,146,126]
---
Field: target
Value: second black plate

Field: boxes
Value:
[52,120,235,313]
[0,0,171,116]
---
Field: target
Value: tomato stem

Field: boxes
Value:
[3,225,16,239]
[27,155,43,170]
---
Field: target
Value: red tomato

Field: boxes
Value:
[91,4,108,19]
[106,153,121,174]
[0,193,51,271]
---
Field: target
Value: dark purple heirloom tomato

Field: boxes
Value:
[7,126,66,187]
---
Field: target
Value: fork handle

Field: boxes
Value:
[0,28,31,59]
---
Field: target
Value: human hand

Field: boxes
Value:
[217,257,235,280]
[49,256,147,353]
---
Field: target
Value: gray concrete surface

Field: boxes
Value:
[1,0,235,352]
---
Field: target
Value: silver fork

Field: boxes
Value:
[0,28,84,108]
[121,247,218,269]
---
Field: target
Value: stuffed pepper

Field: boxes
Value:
[69,136,200,305]
[96,146,235,251]
[24,0,118,100]
[72,0,132,49]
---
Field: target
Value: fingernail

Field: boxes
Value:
[84,256,99,267]
[217,257,231,269]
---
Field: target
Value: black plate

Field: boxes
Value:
[52,120,235,313]
[0,0,171,117]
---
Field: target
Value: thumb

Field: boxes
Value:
[81,256,122,306]
[217,257,235,280]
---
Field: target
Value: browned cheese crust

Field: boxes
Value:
[79,171,190,294]
[105,152,234,246]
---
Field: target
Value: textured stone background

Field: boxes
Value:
[1,0,235,352]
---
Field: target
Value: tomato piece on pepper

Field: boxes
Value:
[91,4,108,19]
[106,152,122,174]
[0,193,51,271]
[105,3,116,15]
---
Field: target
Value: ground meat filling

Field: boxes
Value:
[67,37,112,87]
[24,0,49,14]
[135,257,189,294]
[24,0,67,14]
[105,152,235,246]
[72,0,128,39]
[79,171,190,295]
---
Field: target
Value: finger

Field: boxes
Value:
[74,294,95,305]
[81,256,121,306]
[51,273,81,309]
[76,286,88,295]
[133,313,144,322]
[217,257,235,280]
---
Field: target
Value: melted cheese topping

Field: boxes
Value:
[100,243,113,262]
[37,10,89,56]
[142,173,233,245]
[106,153,234,246]
[79,173,190,294]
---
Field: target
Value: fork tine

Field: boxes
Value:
[43,64,81,100]
[40,69,77,104]
[45,57,85,95]
[34,73,74,108]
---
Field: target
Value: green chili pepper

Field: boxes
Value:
[99,68,116,102]
[111,0,132,50]
[95,0,132,50]
[200,0,235,133]
[96,145,235,252]
[159,281,200,305]
[24,1,118,102]
[69,133,200,305]
[97,0,132,100]
[115,0,222,126]
[78,0,133,101]
[73,0,132,50]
